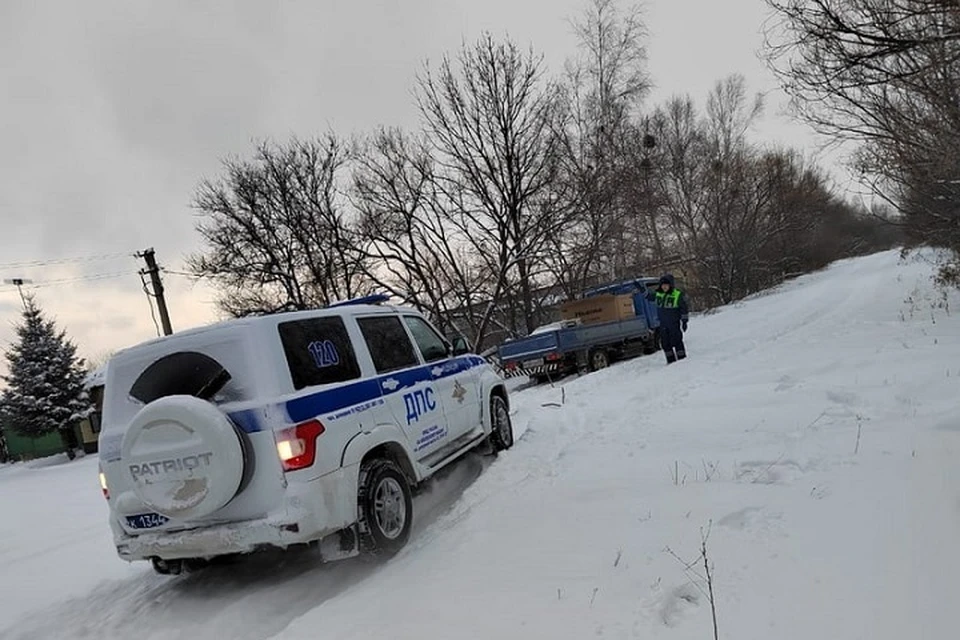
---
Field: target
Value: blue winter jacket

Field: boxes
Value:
[645,274,689,328]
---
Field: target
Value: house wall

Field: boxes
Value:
[1,428,65,461]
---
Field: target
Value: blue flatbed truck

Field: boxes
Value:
[498,278,662,382]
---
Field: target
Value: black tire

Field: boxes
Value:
[590,349,610,371]
[151,557,183,575]
[357,459,413,557]
[489,395,514,452]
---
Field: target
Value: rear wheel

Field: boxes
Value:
[357,459,413,557]
[150,556,208,575]
[590,349,610,371]
[151,557,183,575]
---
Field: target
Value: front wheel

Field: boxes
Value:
[489,395,514,452]
[357,459,413,557]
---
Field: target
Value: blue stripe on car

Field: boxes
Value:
[228,356,486,433]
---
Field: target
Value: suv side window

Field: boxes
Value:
[358,316,420,374]
[403,316,449,363]
[278,317,362,390]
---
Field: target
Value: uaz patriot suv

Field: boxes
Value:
[97,295,513,574]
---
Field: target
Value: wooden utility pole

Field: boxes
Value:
[2,278,32,309]
[137,248,173,336]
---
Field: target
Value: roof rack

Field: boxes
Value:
[326,293,392,308]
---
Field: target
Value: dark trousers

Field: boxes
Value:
[660,325,686,363]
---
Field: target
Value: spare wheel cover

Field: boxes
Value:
[122,395,246,520]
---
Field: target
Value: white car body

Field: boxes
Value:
[97,300,511,571]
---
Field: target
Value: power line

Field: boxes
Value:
[0,252,134,270]
[161,268,200,278]
[0,271,136,291]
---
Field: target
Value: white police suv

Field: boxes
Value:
[96,295,513,574]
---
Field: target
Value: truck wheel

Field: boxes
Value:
[357,459,413,557]
[489,395,514,452]
[590,349,610,371]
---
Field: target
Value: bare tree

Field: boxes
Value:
[550,0,653,290]
[695,76,768,303]
[649,76,891,305]
[416,33,566,335]
[569,0,650,144]
[189,135,369,316]
[352,127,502,347]
[764,0,960,282]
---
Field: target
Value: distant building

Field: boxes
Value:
[0,365,105,461]
[77,366,106,454]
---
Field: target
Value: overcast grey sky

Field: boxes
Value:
[0,0,839,375]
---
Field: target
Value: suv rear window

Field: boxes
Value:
[129,351,233,404]
[278,317,361,390]
[358,316,420,374]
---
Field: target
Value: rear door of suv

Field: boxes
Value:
[99,326,285,533]
[274,314,374,478]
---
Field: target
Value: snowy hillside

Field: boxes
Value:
[1,249,958,640]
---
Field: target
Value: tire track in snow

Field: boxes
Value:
[4,453,493,640]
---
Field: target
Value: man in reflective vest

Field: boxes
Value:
[647,273,690,364]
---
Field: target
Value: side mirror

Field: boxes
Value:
[451,336,470,356]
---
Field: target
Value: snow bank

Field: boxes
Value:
[1,250,957,640]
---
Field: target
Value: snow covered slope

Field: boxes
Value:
[2,249,958,640]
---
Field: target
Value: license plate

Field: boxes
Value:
[125,513,170,530]
[523,358,544,368]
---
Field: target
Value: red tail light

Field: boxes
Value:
[545,352,562,361]
[99,467,109,500]
[275,420,325,472]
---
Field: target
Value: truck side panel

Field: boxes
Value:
[557,315,652,352]
[498,332,561,365]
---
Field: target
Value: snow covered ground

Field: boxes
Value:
[1,249,958,639]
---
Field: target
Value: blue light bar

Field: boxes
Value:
[327,293,392,308]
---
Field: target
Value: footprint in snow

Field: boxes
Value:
[826,389,859,406]
[735,459,807,485]
[659,584,701,628]
[717,506,784,535]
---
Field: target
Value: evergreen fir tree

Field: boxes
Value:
[0,296,90,445]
